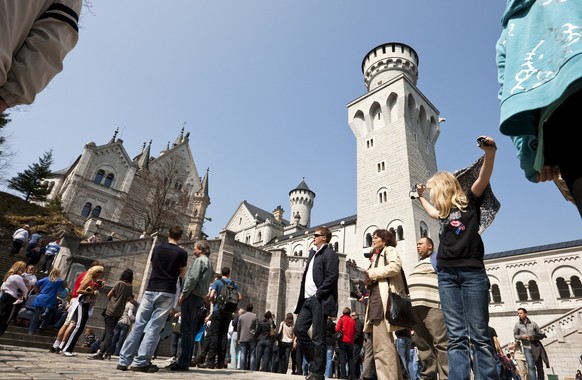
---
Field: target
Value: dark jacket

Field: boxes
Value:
[256,318,275,341]
[353,317,364,346]
[294,244,339,317]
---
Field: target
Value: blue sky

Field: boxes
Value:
[3,1,580,253]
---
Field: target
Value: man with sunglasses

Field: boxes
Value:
[294,227,339,380]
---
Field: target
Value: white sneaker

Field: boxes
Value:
[63,352,77,357]
[166,356,177,362]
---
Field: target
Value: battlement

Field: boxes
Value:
[362,42,419,90]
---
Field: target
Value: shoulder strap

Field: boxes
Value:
[382,248,410,294]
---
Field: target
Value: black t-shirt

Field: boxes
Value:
[146,242,188,293]
[488,326,498,350]
[436,190,485,269]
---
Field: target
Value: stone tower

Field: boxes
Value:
[289,178,315,228]
[188,168,210,240]
[347,42,442,273]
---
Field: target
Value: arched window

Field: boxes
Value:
[556,277,570,298]
[245,236,250,244]
[334,242,339,251]
[104,173,114,188]
[571,276,582,297]
[94,170,105,184]
[365,233,373,247]
[389,227,396,240]
[529,280,541,300]
[491,284,502,303]
[299,250,303,256]
[257,232,262,242]
[81,202,92,217]
[419,222,428,238]
[396,225,404,241]
[91,206,101,218]
[516,281,528,301]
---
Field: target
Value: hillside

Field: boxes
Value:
[0,190,82,255]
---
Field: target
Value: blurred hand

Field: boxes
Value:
[536,165,560,182]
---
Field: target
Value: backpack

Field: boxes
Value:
[216,278,239,314]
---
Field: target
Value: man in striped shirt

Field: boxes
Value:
[408,237,449,380]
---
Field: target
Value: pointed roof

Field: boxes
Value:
[199,168,209,197]
[289,177,315,196]
[136,140,152,170]
[173,126,185,147]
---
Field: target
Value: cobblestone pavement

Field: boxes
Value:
[0,345,302,380]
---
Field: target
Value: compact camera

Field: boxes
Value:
[409,184,420,199]
[477,137,492,147]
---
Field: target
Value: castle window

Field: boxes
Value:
[378,189,387,203]
[516,281,528,301]
[245,236,250,244]
[529,280,541,300]
[366,139,374,149]
[104,173,114,188]
[389,227,396,240]
[419,222,428,238]
[257,232,262,243]
[81,202,92,217]
[377,161,386,172]
[490,284,502,303]
[334,242,339,251]
[572,276,582,297]
[556,277,570,298]
[396,225,404,241]
[91,205,102,218]
[94,170,105,184]
[365,233,373,247]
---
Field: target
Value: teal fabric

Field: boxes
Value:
[497,0,582,180]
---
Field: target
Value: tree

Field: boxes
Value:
[8,150,54,201]
[122,155,192,234]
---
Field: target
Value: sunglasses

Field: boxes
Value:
[314,234,323,237]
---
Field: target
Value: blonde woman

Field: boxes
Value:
[363,229,405,380]
[60,265,104,356]
[416,136,498,380]
[0,261,28,335]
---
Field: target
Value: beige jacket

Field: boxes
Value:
[363,246,406,334]
[0,0,81,107]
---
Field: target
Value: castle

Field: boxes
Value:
[47,42,581,377]
[43,128,210,241]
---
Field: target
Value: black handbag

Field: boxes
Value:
[386,286,415,328]
[377,252,415,328]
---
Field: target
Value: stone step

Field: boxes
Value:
[0,325,93,353]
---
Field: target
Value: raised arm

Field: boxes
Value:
[471,136,497,198]
[416,184,440,219]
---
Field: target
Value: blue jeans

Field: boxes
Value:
[325,345,334,378]
[294,296,326,377]
[438,267,498,380]
[256,339,272,371]
[240,340,257,370]
[396,336,412,376]
[112,322,129,356]
[28,306,45,334]
[119,291,174,368]
[523,348,538,380]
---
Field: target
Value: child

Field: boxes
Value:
[416,135,498,380]
[82,327,96,347]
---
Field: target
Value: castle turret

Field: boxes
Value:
[362,42,419,90]
[289,178,315,228]
[272,205,284,223]
[347,42,441,272]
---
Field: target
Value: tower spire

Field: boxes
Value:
[108,127,119,144]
